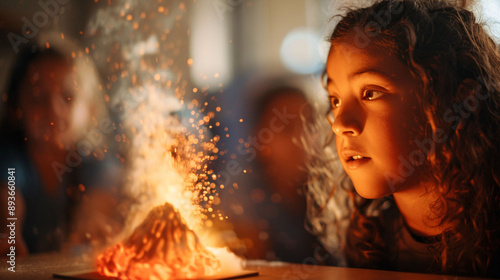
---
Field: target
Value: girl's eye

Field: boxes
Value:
[328,96,341,109]
[362,89,384,101]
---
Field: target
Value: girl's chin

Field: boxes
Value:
[352,183,394,199]
[356,192,392,200]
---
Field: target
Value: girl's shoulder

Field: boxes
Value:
[0,144,38,194]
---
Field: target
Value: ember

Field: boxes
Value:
[96,202,220,280]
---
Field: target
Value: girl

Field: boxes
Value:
[304,0,500,277]
[0,33,122,254]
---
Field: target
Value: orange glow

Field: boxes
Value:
[89,2,244,278]
[96,203,220,279]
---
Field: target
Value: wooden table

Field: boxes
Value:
[0,252,492,280]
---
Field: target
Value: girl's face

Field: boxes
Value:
[326,33,427,199]
[19,57,76,148]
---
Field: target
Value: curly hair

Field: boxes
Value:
[305,0,500,276]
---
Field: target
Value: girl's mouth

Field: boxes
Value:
[348,155,364,161]
[345,155,371,169]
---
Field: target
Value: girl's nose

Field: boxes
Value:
[331,105,363,137]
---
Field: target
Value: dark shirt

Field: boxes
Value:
[0,144,121,253]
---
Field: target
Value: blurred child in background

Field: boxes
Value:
[0,33,123,255]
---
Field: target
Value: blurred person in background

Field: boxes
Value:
[215,75,320,263]
[0,32,123,255]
